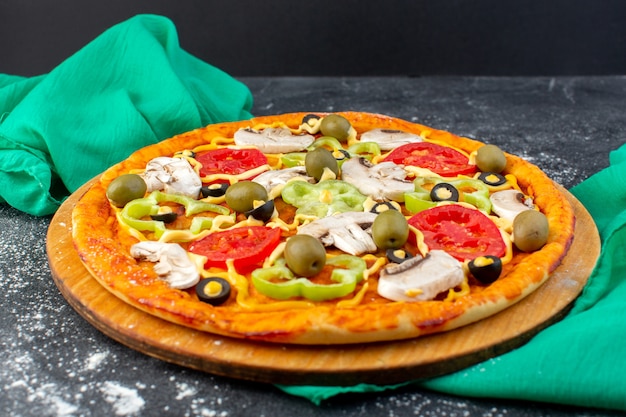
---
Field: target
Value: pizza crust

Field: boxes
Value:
[72,112,575,345]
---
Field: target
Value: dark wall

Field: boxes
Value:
[1,0,625,77]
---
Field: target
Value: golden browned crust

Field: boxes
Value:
[72,112,575,345]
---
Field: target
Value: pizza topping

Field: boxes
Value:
[475,144,507,173]
[120,191,230,239]
[319,114,353,143]
[468,255,503,284]
[280,180,367,218]
[188,226,282,272]
[408,204,507,262]
[359,128,423,151]
[224,181,268,213]
[305,147,339,181]
[196,277,231,306]
[386,248,414,264]
[245,199,276,223]
[251,255,366,302]
[252,166,313,199]
[371,209,409,250]
[106,173,147,208]
[368,200,402,214]
[341,157,414,202]
[130,241,200,289]
[478,172,507,187]
[377,250,464,302]
[512,210,549,252]
[201,182,229,198]
[233,127,315,153]
[196,148,269,180]
[284,234,327,277]
[149,206,178,223]
[407,177,492,214]
[430,183,460,202]
[383,142,476,177]
[490,189,534,222]
[297,211,378,256]
[141,157,202,199]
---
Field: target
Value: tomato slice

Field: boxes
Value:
[408,205,506,262]
[188,226,281,272]
[196,148,268,178]
[383,142,476,177]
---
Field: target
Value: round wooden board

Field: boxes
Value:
[47,180,599,386]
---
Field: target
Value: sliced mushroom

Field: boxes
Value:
[359,128,423,150]
[297,211,378,256]
[252,166,314,198]
[234,127,315,153]
[490,189,534,222]
[130,241,200,289]
[141,157,202,199]
[377,250,464,302]
[341,157,414,202]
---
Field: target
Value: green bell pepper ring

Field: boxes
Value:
[281,180,367,218]
[281,152,306,168]
[346,141,381,161]
[405,177,492,214]
[251,255,366,301]
[119,191,230,238]
[307,136,344,152]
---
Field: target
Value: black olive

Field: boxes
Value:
[302,114,321,124]
[173,149,196,159]
[150,211,178,223]
[468,255,503,284]
[386,248,414,264]
[245,200,275,222]
[430,183,459,202]
[478,172,507,186]
[334,149,351,162]
[201,183,229,198]
[370,201,400,214]
[196,277,231,306]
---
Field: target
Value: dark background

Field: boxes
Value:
[1,0,625,77]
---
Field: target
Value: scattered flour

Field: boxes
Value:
[100,381,146,416]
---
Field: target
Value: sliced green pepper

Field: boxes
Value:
[404,177,492,214]
[307,136,343,152]
[280,180,367,218]
[346,141,381,161]
[251,255,366,301]
[281,152,306,168]
[120,191,230,238]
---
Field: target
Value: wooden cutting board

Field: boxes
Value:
[47,180,599,386]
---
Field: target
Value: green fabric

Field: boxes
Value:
[0,14,253,216]
[280,144,626,412]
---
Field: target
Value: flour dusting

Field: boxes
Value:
[100,381,145,416]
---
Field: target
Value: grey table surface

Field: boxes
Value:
[2,76,625,417]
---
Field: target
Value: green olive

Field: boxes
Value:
[225,181,268,213]
[320,114,352,142]
[106,174,147,208]
[284,234,327,277]
[513,210,549,252]
[305,147,339,180]
[371,209,409,250]
[476,144,507,173]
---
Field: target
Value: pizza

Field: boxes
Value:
[71,112,576,345]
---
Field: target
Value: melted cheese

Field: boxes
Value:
[223,260,314,312]
[200,164,271,184]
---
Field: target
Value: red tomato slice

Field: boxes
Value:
[383,142,476,177]
[188,226,281,272]
[408,205,506,262]
[196,148,267,178]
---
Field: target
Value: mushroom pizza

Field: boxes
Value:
[71,112,576,344]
